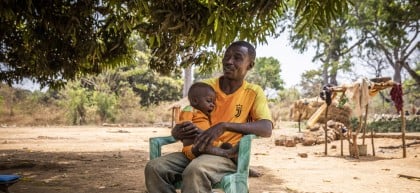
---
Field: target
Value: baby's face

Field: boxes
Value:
[195,90,216,116]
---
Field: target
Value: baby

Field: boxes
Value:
[179,82,237,160]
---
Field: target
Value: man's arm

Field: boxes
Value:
[194,119,272,151]
[219,119,272,137]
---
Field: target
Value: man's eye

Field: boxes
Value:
[234,56,242,60]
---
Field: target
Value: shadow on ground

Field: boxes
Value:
[0,150,148,193]
[248,165,291,193]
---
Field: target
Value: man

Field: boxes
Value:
[145,41,273,193]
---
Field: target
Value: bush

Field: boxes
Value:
[369,118,420,133]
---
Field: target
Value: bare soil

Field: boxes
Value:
[1,123,419,193]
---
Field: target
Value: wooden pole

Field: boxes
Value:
[298,113,302,133]
[362,105,368,145]
[324,105,329,155]
[401,107,407,158]
[171,107,175,128]
[370,119,376,157]
[353,134,359,159]
[340,127,343,156]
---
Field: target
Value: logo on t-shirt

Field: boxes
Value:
[235,104,242,117]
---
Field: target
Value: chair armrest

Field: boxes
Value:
[149,136,177,160]
[236,134,256,175]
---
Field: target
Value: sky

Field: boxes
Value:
[256,35,318,88]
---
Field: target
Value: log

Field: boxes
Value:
[379,141,420,149]
[398,174,420,181]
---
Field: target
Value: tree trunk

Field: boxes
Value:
[330,71,338,86]
[402,61,420,85]
[183,66,193,98]
[393,61,403,83]
[322,62,329,85]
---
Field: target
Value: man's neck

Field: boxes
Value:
[219,76,244,95]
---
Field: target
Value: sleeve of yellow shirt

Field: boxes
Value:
[178,106,193,123]
[249,84,273,122]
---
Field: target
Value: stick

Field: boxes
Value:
[362,104,368,145]
[298,113,302,133]
[398,174,420,181]
[401,107,407,158]
[340,127,343,156]
[324,105,329,155]
[379,141,420,149]
[370,115,376,156]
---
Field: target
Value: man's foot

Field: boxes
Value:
[249,168,262,177]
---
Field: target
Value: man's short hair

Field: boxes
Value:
[228,41,256,62]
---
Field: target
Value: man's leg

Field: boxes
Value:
[145,152,189,193]
[181,154,236,193]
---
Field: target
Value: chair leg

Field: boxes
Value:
[0,184,10,193]
[0,181,18,193]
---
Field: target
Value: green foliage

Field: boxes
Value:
[369,118,420,133]
[369,94,394,114]
[0,0,136,88]
[353,0,420,83]
[93,91,117,123]
[290,15,362,84]
[140,0,288,75]
[293,0,350,36]
[64,84,90,125]
[1,0,351,88]
[402,63,420,106]
[278,87,301,103]
[300,69,323,97]
[116,84,141,122]
[128,67,183,106]
[246,57,284,91]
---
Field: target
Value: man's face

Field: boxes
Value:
[222,45,252,80]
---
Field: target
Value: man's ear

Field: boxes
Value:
[247,61,254,70]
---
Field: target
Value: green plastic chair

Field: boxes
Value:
[149,134,256,193]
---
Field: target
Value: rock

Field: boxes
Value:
[298,153,308,158]
[302,137,316,146]
[285,138,296,147]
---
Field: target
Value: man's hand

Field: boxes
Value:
[171,121,200,140]
[194,122,226,152]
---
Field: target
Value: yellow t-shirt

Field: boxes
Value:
[203,77,273,146]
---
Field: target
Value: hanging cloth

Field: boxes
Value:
[390,84,403,113]
[345,77,372,117]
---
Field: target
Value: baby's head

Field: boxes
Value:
[187,82,216,116]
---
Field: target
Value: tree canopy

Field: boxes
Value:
[353,0,420,84]
[246,57,284,91]
[0,0,350,88]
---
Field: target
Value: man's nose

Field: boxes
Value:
[223,57,234,65]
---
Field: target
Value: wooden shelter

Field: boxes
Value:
[307,77,407,158]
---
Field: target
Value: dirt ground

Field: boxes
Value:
[1,123,419,193]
